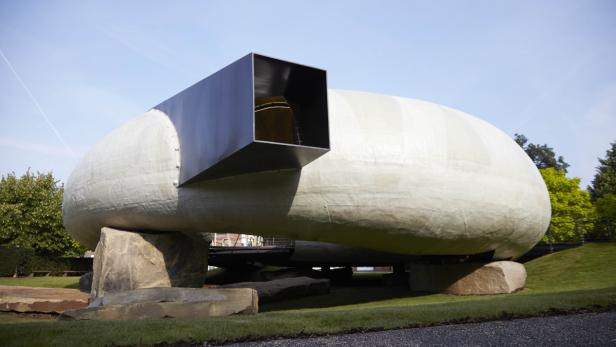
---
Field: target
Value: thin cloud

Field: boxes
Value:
[584,84,616,125]
[510,53,595,134]
[0,47,76,157]
[101,26,184,74]
[0,137,83,158]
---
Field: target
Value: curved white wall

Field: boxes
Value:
[63,90,551,259]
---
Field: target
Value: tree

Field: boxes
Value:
[596,194,616,223]
[514,134,570,172]
[588,142,616,239]
[0,171,85,257]
[588,141,616,201]
[540,168,595,243]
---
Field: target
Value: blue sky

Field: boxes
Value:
[0,1,614,188]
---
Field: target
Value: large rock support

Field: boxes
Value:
[407,261,526,295]
[91,227,208,299]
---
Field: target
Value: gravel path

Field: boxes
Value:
[226,311,616,347]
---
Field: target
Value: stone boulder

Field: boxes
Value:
[222,276,330,303]
[407,261,526,295]
[79,272,93,293]
[0,285,89,314]
[60,287,257,320]
[91,227,208,299]
[260,268,316,281]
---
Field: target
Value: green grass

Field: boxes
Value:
[525,242,616,292]
[0,276,79,289]
[0,313,57,324]
[1,243,615,347]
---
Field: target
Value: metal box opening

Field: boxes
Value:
[253,55,329,149]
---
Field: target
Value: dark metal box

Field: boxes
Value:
[154,53,329,185]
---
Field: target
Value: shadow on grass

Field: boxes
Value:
[261,273,431,312]
[63,282,79,289]
[205,269,433,312]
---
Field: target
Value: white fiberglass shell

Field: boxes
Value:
[63,90,550,259]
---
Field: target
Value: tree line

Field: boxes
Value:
[514,134,615,243]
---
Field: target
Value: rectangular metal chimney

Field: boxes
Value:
[154,53,329,185]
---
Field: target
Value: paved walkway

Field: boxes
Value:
[227,311,616,346]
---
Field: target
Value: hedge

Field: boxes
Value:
[30,256,93,275]
[0,247,34,276]
[0,247,93,277]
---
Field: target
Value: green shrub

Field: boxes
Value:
[0,247,34,276]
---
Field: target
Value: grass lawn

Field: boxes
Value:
[1,243,615,347]
[0,276,79,289]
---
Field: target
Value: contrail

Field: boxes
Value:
[0,48,75,157]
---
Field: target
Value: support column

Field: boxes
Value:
[91,227,209,300]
